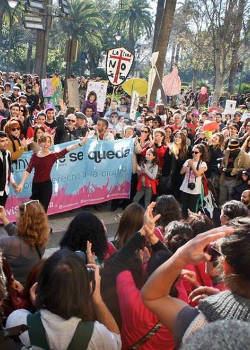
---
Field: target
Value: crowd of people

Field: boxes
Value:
[0,70,250,349]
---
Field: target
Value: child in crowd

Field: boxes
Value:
[133,148,158,208]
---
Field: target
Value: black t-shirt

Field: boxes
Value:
[226,150,240,176]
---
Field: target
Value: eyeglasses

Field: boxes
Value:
[11,127,20,131]
[67,119,76,123]
[23,199,39,212]
[192,151,200,154]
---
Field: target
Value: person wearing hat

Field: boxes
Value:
[75,112,89,138]
[3,83,11,98]
[25,84,39,110]
[9,85,20,103]
[219,138,250,204]
[54,113,78,144]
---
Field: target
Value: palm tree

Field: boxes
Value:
[60,0,104,73]
[112,0,153,53]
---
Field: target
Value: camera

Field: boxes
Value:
[74,250,95,283]
[188,182,195,190]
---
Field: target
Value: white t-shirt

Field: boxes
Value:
[6,309,122,350]
[180,160,207,195]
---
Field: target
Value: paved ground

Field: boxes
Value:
[0,202,122,257]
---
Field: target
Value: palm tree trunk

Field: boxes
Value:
[129,18,135,53]
[152,0,165,52]
[150,0,177,102]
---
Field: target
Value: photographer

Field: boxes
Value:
[219,139,250,204]
[180,144,207,218]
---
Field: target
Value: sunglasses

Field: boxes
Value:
[67,119,76,123]
[23,199,39,212]
[192,151,199,154]
[205,244,222,262]
[11,127,20,131]
[141,130,149,133]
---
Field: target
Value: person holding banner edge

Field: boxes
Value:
[16,133,88,212]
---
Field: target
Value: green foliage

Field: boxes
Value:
[112,0,153,52]
[236,83,250,94]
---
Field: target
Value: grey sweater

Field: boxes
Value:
[0,223,44,284]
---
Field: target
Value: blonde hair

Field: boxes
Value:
[17,201,50,248]
[242,135,250,152]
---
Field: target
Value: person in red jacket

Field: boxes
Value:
[141,129,167,172]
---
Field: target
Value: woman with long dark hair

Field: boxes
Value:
[142,217,250,348]
[60,211,115,265]
[160,131,188,199]
[180,143,208,217]
[6,249,121,349]
[207,132,224,198]
[113,203,144,249]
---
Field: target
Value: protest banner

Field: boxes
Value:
[106,47,134,86]
[86,81,108,112]
[67,78,80,108]
[6,138,134,222]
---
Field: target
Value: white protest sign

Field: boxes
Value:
[67,79,80,108]
[224,100,236,115]
[106,47,134,86]
[86,81,108,112]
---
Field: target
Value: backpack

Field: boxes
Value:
[27,312,94,350]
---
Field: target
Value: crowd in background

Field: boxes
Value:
[0,70,250,349]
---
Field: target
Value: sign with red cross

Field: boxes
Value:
[106,47,134,86]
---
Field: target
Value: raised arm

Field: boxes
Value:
[141,226,234,332]
[66,133,88,152]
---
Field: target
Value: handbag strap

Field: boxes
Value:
[128,321,162,350]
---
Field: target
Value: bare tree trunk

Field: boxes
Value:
[128,18,136,53]
[152,0,165,52]
[213,65,224,105]
[228,62,237,94]
[175,42,181,66]
[150,0,177,102]
[192,69,198,90]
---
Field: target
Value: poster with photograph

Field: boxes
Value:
[41,78,54,97]
[86,81,108,112]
